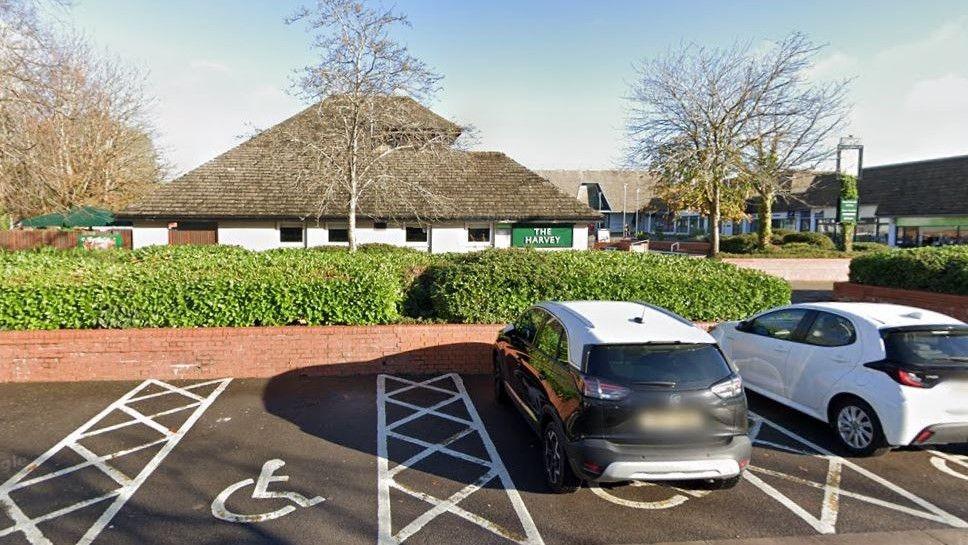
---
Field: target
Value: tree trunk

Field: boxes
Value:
[841,223,854,252]
[348,195,357,252]
[709,183,721,257]
[757,188,774,250]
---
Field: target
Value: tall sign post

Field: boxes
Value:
[836,136,863,251]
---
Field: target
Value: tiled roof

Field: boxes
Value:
[537,170,662,213]
[120,97,599,222]
[545,154,968,218]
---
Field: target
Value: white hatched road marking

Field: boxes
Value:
[0,378,231,545]
[377,374,544,545]
[746,411,967,534]
[929,450,968,481]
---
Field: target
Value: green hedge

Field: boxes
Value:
[426,249,790,323]
[849,245,968,296]
[0,246,791,329]
[781,232,835,249]
[0,246,422,329]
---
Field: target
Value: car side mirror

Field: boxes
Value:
[500,324,515,336]
[736,320,751,332]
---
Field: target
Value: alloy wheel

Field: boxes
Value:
[544,428,562,485]
[837,405,874,450]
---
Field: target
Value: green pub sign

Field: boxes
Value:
[511,224,573,248]
[838,198,859,223]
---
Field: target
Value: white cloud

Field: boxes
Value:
[903,74,968,113]
[188,59,231,73]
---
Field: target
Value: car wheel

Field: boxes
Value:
[708,475,742,490]
[542,419,580,493]
[832,398,890,457]
[493,359,509,406]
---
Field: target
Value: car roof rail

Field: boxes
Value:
[633,301,694,327]
[536,301,595,329]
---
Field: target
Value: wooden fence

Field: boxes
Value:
[0,229,132,250]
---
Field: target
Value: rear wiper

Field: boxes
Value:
[940,356,968,362]
[632,381,677,388]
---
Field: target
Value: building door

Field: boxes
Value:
[168,222,218,245]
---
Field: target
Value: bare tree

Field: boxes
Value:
[741,35,851,249]
[284,0,458,251]
[626,33,838,256]
[0,1,165,222]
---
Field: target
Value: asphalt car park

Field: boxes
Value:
[1,373,967,545]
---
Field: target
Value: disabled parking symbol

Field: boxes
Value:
[212,459,325,523]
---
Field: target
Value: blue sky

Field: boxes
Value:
[68,0,968,176]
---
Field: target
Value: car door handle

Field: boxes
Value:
[832,356,849,363]
[773,347,789,353]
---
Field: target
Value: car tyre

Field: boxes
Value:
[708,474,742,490]
[493,361,509,406]
[831,397,890,457]
[542,419,580,494]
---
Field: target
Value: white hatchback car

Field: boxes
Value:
[711,302,968,456]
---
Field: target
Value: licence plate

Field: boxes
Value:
[639,409,704,431]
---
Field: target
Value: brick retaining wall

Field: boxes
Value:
[0,324,502,383]
[833,282,968,322]
[0,321,719,383]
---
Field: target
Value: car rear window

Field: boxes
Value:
[883,328,968,366]
[586,344,732,390]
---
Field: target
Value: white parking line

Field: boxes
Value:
[376,374,544,545]
[746,411,967,534]
[928,450,968,482]
[0,378,231,545]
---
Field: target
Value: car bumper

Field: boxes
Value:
[566,435,752,483]
[910,422,968,446]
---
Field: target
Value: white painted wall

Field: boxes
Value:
[431,223,473,253]
[572,224,590,250]
[132,220,591,253]
[218,221,283,250]
[132,222,168,248]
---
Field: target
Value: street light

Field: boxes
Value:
[622,183,628,238]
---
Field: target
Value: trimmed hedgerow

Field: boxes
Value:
[0,245,792,330]
[0,246,421,329]
[425,249,791,324]
[849,245,968,296]
[781,232,835,249]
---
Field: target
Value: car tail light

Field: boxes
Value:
[582,460,604,475]
[893,368,941,388]
[711,375,743,399]
[581,376,630,400]
[913,427,935,444]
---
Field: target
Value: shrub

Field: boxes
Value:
[771,228,796,245]
[0,246,425,329]
[849,245,968,296]
[426,249,790,323]
[781,232,835,249]
[852,242,889,253]
[720,234,760,254]
[0,246,792,329]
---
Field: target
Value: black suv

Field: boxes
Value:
[494,301,751,492]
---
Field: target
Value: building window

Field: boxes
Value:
[279,226,304,243]
[328,228,349,243]
[373,221,387,230]
[467,225,491,243]
[405,226,428,243]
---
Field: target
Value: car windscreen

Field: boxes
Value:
[883,327,968,366]
[586,343,732,390]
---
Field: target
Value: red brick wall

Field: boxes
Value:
[833,282,968,322]
[0,324,502,383]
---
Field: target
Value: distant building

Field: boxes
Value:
[118,97,599,253]
[543,154,968,247]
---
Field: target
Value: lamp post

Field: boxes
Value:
[635,187,640,237]
[622,183,628,238]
